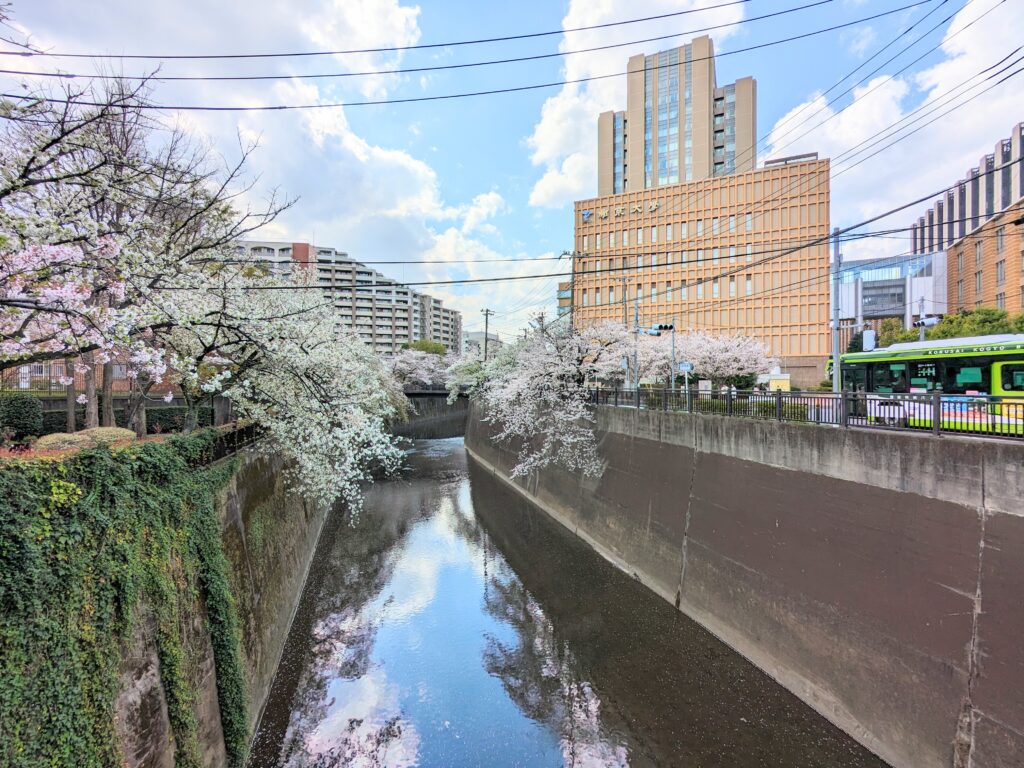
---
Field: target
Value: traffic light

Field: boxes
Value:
[649,323,674,334]
[913,316,940,328]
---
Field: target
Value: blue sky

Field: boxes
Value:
[6,0,1021,341]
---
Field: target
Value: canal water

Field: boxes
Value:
[248,438,885,767]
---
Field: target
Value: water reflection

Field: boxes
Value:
[249,439,885,767]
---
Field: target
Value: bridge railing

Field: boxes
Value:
[588,388,1024,440]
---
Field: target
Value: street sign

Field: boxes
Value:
[678,362,694,373]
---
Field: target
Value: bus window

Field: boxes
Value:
[842,364,867,392]
[871,362,910,394]
[1001,364,1024,392]
[909,361,939,391]
[940,359,991,394]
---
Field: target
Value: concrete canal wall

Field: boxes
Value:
[392,392,468,439]
[114,450,327,768]
[465,403,1024,768]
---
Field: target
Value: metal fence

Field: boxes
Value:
[198,423,263,464]
[589,388,1024,440]
[1,360,176,398]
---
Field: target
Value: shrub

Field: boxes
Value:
[0,393,44,439]
[38,406,213,437]
[36,427,136,452]
[35,432,96,451]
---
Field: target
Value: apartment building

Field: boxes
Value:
[573,155,831,385]
[912,123,1023,257]
[597,35,756,196]
[238,241,462,354]
[910,123,1024,316]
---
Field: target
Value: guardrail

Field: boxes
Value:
[588,388,1024,440]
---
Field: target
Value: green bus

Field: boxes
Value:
[838,334,1024,433]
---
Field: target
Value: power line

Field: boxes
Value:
[1,1,832,83]
[1,0,754,61]
[0,2,929,111]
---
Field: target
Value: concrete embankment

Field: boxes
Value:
[465,403,1024,768]
[115,450,328,767]
[392,392,468,439]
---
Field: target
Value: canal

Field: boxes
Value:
[248,438,886,767]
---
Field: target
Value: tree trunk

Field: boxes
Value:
[64,358,77,433]
[83,352,99,429]
[101,362,116,427]
[182,393,199,434]
[125,375,150,438]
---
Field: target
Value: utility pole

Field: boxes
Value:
[831,226,842,394]
[670,324,677,393]
[481,308,494,361]
[918,296,926,341]
[621,275,628,327]
[632,293,640,389]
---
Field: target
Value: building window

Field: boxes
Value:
[729,276,736,297]
[712,280,720,299]
[975,241,983,265]
[681,281,688,300]
[697,249,704,262]
[729,246,736,263]
[746,213,753,231]
[712,247,720,262]
[957,280,964,305]
[666,281,672,301]
[697,282,704,299]
[729,215,735,232]
[651,282,657,301]
[637,255,643,271]
[975,271,983,293]
[996,226,1005,254]
[609,232,616,248]
[696,219,703,236]
[596,233,602,250]
[651,226,658,244]
[595,288,601,305]
[595,259,601,273]
[636,284,643,302]
[582,289,588,307]
[996,259,1005,286]
[745,275,753,295]
[623,229,629,247]
[637,228,643,245]
[996,292,1005,309]
[746,244,753,262]
[680,221,688,238]
[957,250,963,274]
[609,286,615,304]
[712,217,720,234]
[582,235,588,252]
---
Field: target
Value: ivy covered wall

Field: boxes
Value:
[0,431,250,768]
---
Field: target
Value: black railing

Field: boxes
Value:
[202,423,263,464]
[588,388,1024,440]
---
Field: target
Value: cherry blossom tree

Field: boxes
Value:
[390,348,451,388]
[459,322,603,478]
[674,331,775,387]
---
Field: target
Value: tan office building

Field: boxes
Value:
[573,156,832,385]
[597,36,756,196]
[948,199,1024,314]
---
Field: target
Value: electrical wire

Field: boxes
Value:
[0,2,929,111]
[0,0,754,60]
[0,1,833,83]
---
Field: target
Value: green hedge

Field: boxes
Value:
[40,406,214,437]
[0,393,44,439]
[0,430,248,768]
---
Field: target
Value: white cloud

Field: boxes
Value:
[525,0,746,209]
[846,25,876,58]
[765,0,1024,260]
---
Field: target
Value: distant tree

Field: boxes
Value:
[402,340,447,355]
[878,318,917,347]
[926,308,1015,340]
[846,331,863,353]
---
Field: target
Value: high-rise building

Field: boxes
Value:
[910,123,1024,316]
[597,36,756,196]
[556,281,573,318]
[237,241,462,354]
[573,155,831,386]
